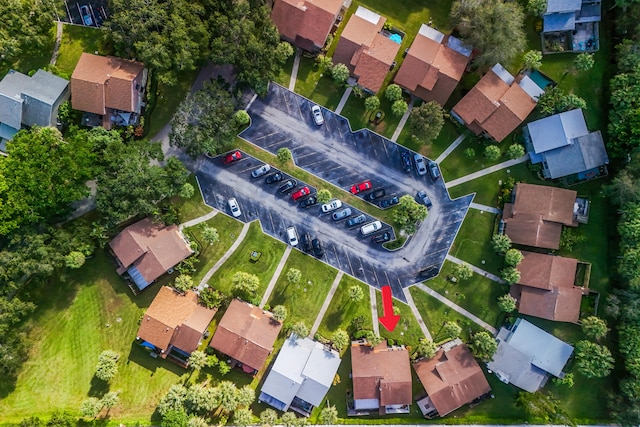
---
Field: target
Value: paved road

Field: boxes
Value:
[446,154,530,188]
[260,246,293,308]
[310,271,344,336]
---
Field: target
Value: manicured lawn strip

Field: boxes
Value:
[4,24,56,76]
[206,221,286,297]
[339,94,401,139]
[317,275,372,337]
[397,120,461,160]
[171,174,214,223]
[267,249,338,327]
[374,291,423,347]
[146,69,198,139]
[308,76,344,112]
[294,56,324,98]
[55,25,111,75]
[273,53,295,88]
[450,209,503,275]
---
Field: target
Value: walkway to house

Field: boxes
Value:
[470,202,502,215]
[259,246,293,308]
[445,154,530,188]
[198,221,251,290]
[435,132,469,164]
[334,85,353,115]
[446,254,506,284]
[50,21,64,65]
[289,49,301,91]
[390,97,416,142]
[369,287,380,335]
[402,288,432,340]
[413,283,498,334]
[309,271,344,336]
[178,209,217,231]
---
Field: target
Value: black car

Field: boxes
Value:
[312,238,324,258]
[365,188,386,201]
[380,196,399,208]
[265,172,283,184]
[346,214,366,227]
[416,190,432,208]
[278,179,297,193]
[373,231,392,244]
[301,233,313,253]
[401,151,412,173]
[299,196,317,208]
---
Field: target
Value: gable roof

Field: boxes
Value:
[136,286,216,354]
[271,0,342,51]
[108,218,193,289]
[413,341,491,416]
[528,108,588,153]
[351,341,412,407]
[546,0,582,13]
[209,299,283,371]
[353,34,401,92]
[517,251,578,290]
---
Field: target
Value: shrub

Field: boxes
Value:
[484,145,501,161]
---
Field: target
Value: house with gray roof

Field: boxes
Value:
[487,318,573,392]
[524,108,608,181]
[0,69,69,153]
[542,0,600,53]
[258,334,341,416]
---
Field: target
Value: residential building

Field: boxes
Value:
[414,339,491,418]
[333,6,401,93]
[209,299,283,375]
[136,286,216,365]
[487,318,573,392]
[524,108,608,180]
[259,334,342,415]
[451,63,544,142]
[108,218,193,293]
[71,53,147,129]
[542,0,600,53]
[350,340,412,415]
[271,0,343,52]
[510,252,588,323]
[394,24,471,106]
[0,69,69,152]
[501,183,583,250]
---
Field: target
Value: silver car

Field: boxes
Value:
[311,105,324,125]
[332,207,352,221]
[251,164,271,178]
[414,154,427,176]
[228,197,241,218]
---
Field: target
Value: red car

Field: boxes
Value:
[350,180,372,194]
[291,186,311,201]
[223,150,242,165]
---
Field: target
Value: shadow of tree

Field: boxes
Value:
[88,375,110,398]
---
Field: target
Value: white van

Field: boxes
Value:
[360,220,382,236]
[286,226,299,246]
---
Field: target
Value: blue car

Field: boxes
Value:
[80,6,93,26]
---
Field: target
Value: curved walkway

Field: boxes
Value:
[198,221,251,290]
[259,246,293,308]
[445,154,530,188]
[309,271,344,336]
[179,209,217,231]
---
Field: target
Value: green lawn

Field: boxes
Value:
[306,75,344,112]
[206,221,286,297]
[4,24,56,76]
[146,69,198,139]
[374,291,424,347]
[171,174,214,223]
[55,24,111,75]
[317,275,373,338]
[267,250,338,328]
[396,120,461,159]
[294,56,324,99]
[450,209,503,275]
[273,54,295,88]
[339,94,401,139]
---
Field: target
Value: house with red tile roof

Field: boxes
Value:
[394,24,472,106]
[271,0,343,52]
[136,286,216,366]
[451,64,544,142]
[333,6,401,93]
[350,340,412,415]
[71,53,147,130]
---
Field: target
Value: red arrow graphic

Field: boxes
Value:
[378,285,400,332]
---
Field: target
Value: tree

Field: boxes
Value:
[174,275,194,292]
[491,234,512,254]
[575,340,614,378]
[290,321,309,338]
[187,417,209,427]
[441,321,462,340]
[170,81,237,158]
[331,329,350,351]
[234,110,251,127]
[484,145,501,161]
[316,54,333,72]
[506,144,525,159]
[393,195,428,234]
[552,372,575,388]
[616,39,640,73]
[501,266,521,284]
[319,405,338,424]
[504,248,524,266]
[609,69,640,156]
[161,408,189,427]
[272,305,288,322]
[316,189,332,204]
[523,50,543,70]
[538,86,587,116]
[95,350,119,382]
[214,381,239,412]
[281,412,297,427]
[412,338,437,360]
[277,147,292,163]
[218,360,231,376]
[188,350,208,371]
[365,96,381,112]
[64,251,86,269]
[408,101,446,144]
[450,0,526,69]
[464,147,476,158]
[391,99,408,117]
[497,294,517,313]
[45,411,76,427]
[287,268,302,284]
[470,331,498,361]
[385,84,403,102]
[80,397,102,419]
[574,53,595,71]
[157,384,188,416]
[331,63,349,84]
[232,272,260,301]
[237,385,256,407]
[581,316,608,340]
[452,263,473,281]
[348,285,364,302]
[233,408,254,427]
[526,0,547,15]
[516,392,576,426]
[260,409,279,426]
[180,183,195,199]
[202,227,219,246]
[101,391,119,415]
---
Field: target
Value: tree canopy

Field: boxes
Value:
[408,101,446,144]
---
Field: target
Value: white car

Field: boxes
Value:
[414,154,427,176]
[286,226,299,246]
[311,105,324,125]
[360,220,383,236]
[321,199,342,213]
[228,198,241,218]
[251,164,271,178]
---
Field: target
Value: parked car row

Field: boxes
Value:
[398,149,440,182]
[319,198,393,244]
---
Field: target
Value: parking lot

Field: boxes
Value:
[62,0,108,26]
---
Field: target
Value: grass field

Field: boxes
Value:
[317,275,372,338]
[56,25,111,75]
[395,120,462,159]
[171,174,214,223]
[339,94,402,139]
[449,209,503,275]
[374,290,423,347]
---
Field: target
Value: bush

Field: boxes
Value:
[234,110,250,127]
[385,84,403,102]
[199,287,226,309]
[331,63,349,84]
[506,143,525,159]
[464,147,476,158]
[277,147,292,163]
[391,99,408,117]
[316,189,331,203]
[484,145,501,161]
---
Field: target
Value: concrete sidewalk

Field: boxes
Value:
[310,271,344,336]
[259,246,293,308]
[470,202,502,215]
[390,98,415,142]
[198,221,251,290]
[446,154,530,188]
[403,287,432,340]
[179,209,217,231]
[446,254,506,284]
[435,132,468,163]
[335,86,353,115]
[369,286,380,335]
[289,49,301,91]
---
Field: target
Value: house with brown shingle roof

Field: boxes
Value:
[510,252,588,323]
[108,218,193,293]
[451,64,544,142]
[271,0,343,52]
[350,340,412,415]
[209,299,283,375]
[414,339,491,418]
[394,24,472,106]
[136,286,216,365]
[333,6,401,93]
[71,53,147,130]
[502,183,579,250]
